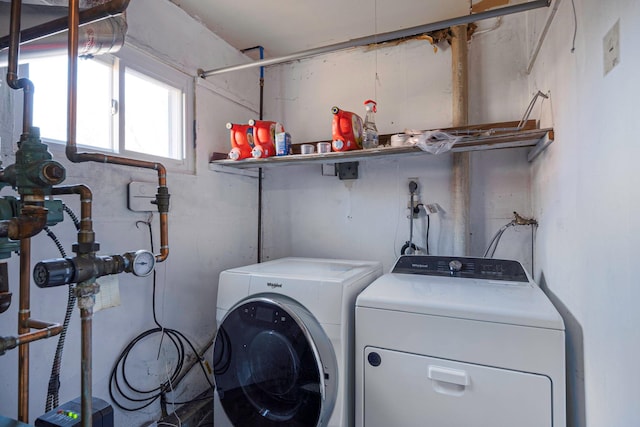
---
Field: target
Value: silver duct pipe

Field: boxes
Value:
[5,0,112,7]
[0,14,126,66]
[199,0,551,77]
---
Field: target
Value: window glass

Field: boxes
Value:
[30,56,114,150]
[26,45,193,172]
[124,67,183,160]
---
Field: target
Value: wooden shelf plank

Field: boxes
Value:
[208,124,553,171]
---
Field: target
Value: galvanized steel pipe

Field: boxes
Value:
[200,0,551,77]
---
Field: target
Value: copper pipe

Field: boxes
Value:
[26,318,58,330]
[7,0,35,134]
[64,132,170,262]
[62,0,169,263]
[79,305,93,427]
[158,212,169,262]
[67,0,79,162]
[18,238,30,423]
[0,0,130,51]
[0,205,49,240]
[16,321,63,345]
[66,4,95,425]
[52,185,94,248]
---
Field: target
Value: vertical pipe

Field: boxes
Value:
[68,0,79,155]
[67,1,95,425]
[451,25,470,256]
[258,46,264,263]
[7,0,35,134]
[18,238,30,422]
[80,306,92,427]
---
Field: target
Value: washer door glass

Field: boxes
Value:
[214,297,332,427]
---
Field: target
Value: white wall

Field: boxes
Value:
[0,1,260,425]
[262,15,535,273]
[528,0,640,425]
[5,1,633,426]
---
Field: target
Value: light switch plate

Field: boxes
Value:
[603,20,620,76]
[128,181,156,212]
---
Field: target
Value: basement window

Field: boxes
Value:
[27,45,194,173]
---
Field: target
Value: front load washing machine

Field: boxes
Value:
[213,257,382,427]
[355,255,566,427]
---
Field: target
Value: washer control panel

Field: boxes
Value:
[240,301,290,325]
[392,255,529,282]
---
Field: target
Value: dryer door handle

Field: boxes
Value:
[428,366,470,386]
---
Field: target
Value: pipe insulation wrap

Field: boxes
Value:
[7,0,112,7]
[0,15,127,66]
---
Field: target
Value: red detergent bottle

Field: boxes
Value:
[331,106,363,152]
[249,120,283,158]
[226,123,254,161]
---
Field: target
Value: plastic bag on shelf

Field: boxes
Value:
[406,130,461,155]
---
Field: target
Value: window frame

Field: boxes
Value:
[35,43,195,174]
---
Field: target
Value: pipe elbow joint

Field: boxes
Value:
[8,206,48,240]
[65,146,81,163]
[0,335,18,356]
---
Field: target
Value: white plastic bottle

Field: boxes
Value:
[362,99,379,149]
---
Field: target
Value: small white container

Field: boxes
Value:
[275,132,291,156]
[317,142,332,153]
[300,144,315,154]
[390,134,410,147]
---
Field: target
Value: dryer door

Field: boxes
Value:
[213,295,337,427]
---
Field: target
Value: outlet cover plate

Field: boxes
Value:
[603,20,620,76]
[128,181,157,212]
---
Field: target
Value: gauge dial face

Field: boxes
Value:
[132,250,155,277]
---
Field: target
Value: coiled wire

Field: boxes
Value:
[108,218,214,412]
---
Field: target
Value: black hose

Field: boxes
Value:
[63,204,81,229]
[44,205,81,412]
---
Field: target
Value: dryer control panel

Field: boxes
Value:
[392,256,528,282]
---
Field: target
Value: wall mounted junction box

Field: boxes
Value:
[128,181,157,212]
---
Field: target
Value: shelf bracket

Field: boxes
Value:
[527,130,554,162]
[208,163,262,178]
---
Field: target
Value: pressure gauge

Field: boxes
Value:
[132,250,156,277]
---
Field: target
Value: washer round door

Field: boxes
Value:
[213,295,337,427]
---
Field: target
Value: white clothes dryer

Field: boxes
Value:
[214,257,382,427]
[355,255,566,427]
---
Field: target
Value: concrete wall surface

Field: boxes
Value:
[528,0,640,425]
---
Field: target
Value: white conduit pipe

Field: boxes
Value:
[199,0,551,77]
[527,0,562,74]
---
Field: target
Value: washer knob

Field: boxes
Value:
[367,352,382,367]
[449,260,463,273]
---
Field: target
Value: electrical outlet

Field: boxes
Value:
[407,178,420,217]
[425,203,440,215]
[603,20,620,76]
[407,177,419,194]
[407,200,422,219]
